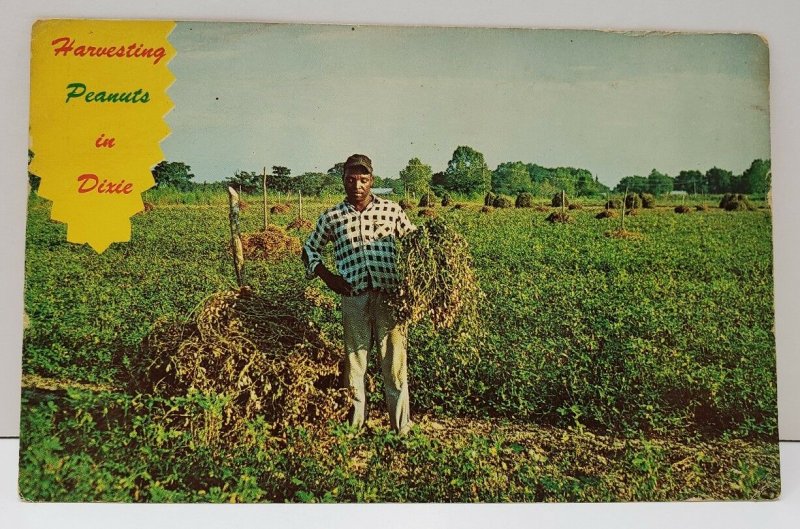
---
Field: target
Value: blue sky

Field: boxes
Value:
[162,23,770,186]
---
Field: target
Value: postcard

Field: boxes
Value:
[20,20,778,502]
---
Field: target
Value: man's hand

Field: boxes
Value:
[325,275,353,296]
[316,264,353,296]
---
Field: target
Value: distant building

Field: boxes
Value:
[669,190,688,195]
[372,187,394,195]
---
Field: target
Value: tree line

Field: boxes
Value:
[147,146,771,198]
[614,160,771,196]
[149,161,402,196]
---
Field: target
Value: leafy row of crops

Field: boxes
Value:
[20,388,779,502]
[20,193,778,501]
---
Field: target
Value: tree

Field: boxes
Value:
[492,161,532,195]
[533,179,559,198]
[327,162,345,180]
[152,161,195,190]
[430,171,447,196]
[399,157,433,197]
[319,176,344,195]
[381,177,404,194]
[270,165,292,193]
[444,146,491,196]
[549,167,577,196]
[526,163,553,185]
[293,172,325,196]
[225,170,261,194]
[740,159,771,195]
[614,175,648,193]
[705,167,733,194]
[573,169,595,196]
[646,169,674,195]
[674,170,705,194]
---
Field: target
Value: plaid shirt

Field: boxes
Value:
[303,195,415,295]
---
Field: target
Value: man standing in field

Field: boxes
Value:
[302,154,415,435]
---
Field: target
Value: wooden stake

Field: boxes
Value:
[227,186,245,287]
[299,190,303,220]
[621,186,628,231]
[262,166,268,231]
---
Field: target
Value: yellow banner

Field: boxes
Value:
[29,20,175,253]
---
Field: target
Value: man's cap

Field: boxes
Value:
[343,154,373,175]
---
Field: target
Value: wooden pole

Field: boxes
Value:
[561,190,565,215]
[299,190,303,220]
[227,186,245,287]
[621,186,628,231]
[262,166,268,231]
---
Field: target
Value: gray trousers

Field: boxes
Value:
[341,289,410,433]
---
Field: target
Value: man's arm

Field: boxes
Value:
[302,213,353,296]
[312,262,352,296]
[395,206,416,238]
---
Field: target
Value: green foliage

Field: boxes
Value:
[20,193,779,501]
[292,172,326,196]
[441,193,452,207]
[675,170,706,194]
[19,389,779,502]
[646,169,674,195]
[380,177,405,195]
[739,159,771,195]
[706,167,734,194]
[574,170,610,197]
[143,183,228,205]
[225,170,261,194]
[319,170,345,196]
[152,161,195,191]
[492,161,532,195]
[444,146,491,196]
[269,166,292,193]
[614,175,648,193]
[399,158,433,197]
[484,192,496,206]
[622,161,768,196]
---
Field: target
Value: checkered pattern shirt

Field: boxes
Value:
[303,195,415,295]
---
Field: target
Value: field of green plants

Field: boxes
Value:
[19,192,779,502]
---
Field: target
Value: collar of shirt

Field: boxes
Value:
[342,194,382,213]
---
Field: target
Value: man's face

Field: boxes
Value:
[344,167,373,204]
